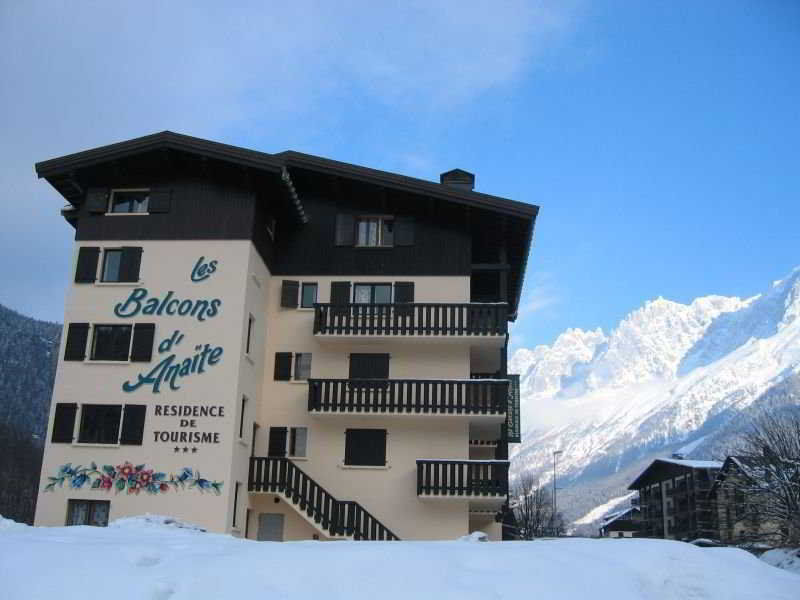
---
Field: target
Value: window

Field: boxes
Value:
[67,500,110,527]
[91,325,132,361]
[78,405,122,444]
[267,426,307,458]
[289,427,308,458]
[300,283,318,308]
[101,249,122,282]
[356,217,393,247]
[344,429,387,466]
[246,314,255,355]
[99,247,142,283]
[51,403,78,443]
[233,482,241,528]
[109,190,149,214]
[238,396,248,439]
[294,353,312,380]
[353,283,392,304]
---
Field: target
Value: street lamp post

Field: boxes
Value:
[552,450,563,536]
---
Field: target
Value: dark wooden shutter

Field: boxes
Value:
[349,354,390,379]
[330,281,351,317]
[330,281,351,304]
[64,323,90,361]
[394,217,415,246]
[274,352,292,381]
[120,405,146,445]
[148,189,172,213]
[130,324,155,362]
[394,282,414,318]
[335,214,355,246]
[280,280,299,308]
[268,427,288,457]
[85,188,109,214]
[51,403,77,443]
[345,429,386,466]
[118,247,143,283]
[74,247,100,283]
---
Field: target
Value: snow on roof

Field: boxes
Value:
[658,458,723,469]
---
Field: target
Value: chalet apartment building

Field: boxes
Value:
[628,455,721,541]
[33,132,536,541]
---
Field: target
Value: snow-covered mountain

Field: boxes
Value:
[510,267,800,531]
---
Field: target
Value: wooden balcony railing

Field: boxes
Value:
[248,457,399,541]
[416,459,509,497]
[308,379,508,416]
[313,303,508,336]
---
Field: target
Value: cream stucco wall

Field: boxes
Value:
[251,273,497,541]
[37,249,506,541]
[36,240,257,532]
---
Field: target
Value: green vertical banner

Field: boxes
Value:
[507,374,521,443]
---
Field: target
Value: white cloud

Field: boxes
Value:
[0,1,581,320]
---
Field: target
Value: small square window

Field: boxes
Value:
[91,325,132,361]
[78,404,122,444]
[356,217,393,247]
[101,249,123,282]
[344,429,386,466]
[110,190,149,214]
[67,499,110,527]
[300,283,318,308]
[294,353,312,380]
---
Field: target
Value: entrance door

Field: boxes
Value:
[257,513,284,541]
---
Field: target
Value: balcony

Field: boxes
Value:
[313,303,508,341]
[416,459,509,504]
[308,379,508,420]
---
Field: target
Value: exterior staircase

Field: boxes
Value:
[248,456,400,541]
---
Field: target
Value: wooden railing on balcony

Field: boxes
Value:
[248,457,399,541]
[416,459,509,497]
[308,379,508,416]
[313,303,508,336]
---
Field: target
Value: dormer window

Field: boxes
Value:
[356,216,393,247]
[110,189,149,214]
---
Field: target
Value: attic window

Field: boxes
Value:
[110,190,149,214]
[356,216,393,247]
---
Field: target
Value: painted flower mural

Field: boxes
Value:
[43,462,223,495]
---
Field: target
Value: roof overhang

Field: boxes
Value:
[35,131,284,180]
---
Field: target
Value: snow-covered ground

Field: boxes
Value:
[761,548,800,575]
[0,515,797,600]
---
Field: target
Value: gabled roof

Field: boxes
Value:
[36,131,538,222]
[35,131,284,179]
[275,150,538,219]
[628,458,722,490]
[601,506,640,527]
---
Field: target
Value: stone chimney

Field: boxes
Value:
[440,168,475,191]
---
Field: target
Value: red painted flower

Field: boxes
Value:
[100,476,113,489]
[159,483,169,492]
[138,470,153,485]
[118,463,134,478]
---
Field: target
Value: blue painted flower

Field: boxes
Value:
[71,474,88,488]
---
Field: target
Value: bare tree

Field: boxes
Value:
[719,410,800,546]
[512,472,553,539]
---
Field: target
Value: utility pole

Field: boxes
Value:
[552,450,562,536]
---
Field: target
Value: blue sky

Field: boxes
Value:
[1,1,798,351]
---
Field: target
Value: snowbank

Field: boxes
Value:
[761,548,800,575]
[0,516,797,599]
[109,514,207,532]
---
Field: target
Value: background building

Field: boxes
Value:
[628,455,721,540]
